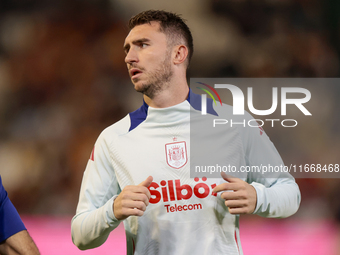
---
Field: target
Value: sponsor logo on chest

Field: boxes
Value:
[148,177,217,213]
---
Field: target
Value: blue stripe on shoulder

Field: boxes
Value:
[129,101,149,132]
[187,89,218,116]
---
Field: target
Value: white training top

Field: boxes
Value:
[71,91,301,255]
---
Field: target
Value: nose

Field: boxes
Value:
[125,48,138,65]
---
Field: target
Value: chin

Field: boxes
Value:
[133,81,147,93]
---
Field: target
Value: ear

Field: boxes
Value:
[173,45,188,65]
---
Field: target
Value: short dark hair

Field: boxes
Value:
[128,10,194,67]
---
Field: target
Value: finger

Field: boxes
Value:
[220,172,240,183]
[228,207,250,215]
[124,208,145,217]
[138,176,153,188]
[125,185,151,195]
[212,182,240,193]
[122,200,147,211]
[121,191,150,204]
[132,193,150,206]
[224,199,248,208]
[133,187,152,201]
[137,186,151,200]
[221,190,246,200]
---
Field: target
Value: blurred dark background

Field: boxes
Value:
[0,0,339,229]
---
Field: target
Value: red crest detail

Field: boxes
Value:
[165,141,187,169]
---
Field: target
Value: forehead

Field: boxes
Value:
[124,21,167,45]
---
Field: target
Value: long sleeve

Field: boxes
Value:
[242,113,301,218]
[71,131,122,250]
[251,178,300,218]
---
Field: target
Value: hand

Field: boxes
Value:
[0,230,40,255]
[212,172,257,214]
[113,176,153,221]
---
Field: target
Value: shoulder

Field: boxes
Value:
[98,114,131,144]
[97,101,148,144]
[101,101,148,138]
[212,102,265,142]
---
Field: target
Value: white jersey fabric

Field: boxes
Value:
[71,90,300,255]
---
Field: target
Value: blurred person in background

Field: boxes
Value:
[0,176,40,255]
[71,10,300,255]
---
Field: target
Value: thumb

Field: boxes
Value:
[138,176,153,187]
[221,172,238,183]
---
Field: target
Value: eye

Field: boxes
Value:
[141,43,148,48]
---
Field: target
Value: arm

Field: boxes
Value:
[0,176,40,255]
[71,131,152,250]
[213,174,300,218]
[0,230,40,255]
[250,177,300,218]
[243,115,301,218]
[113,177,153,221]
[213,114,300,218]
[71,132,122,250]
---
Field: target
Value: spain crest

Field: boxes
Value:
[165,141,188,169]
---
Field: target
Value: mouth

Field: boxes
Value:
[129,68,143,79]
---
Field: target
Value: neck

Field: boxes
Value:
[143,79,189,108]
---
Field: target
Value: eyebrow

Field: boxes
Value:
[124,38,151,53]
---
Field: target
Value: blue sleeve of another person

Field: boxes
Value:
[0,176,26,243]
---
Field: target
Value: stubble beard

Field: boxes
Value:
[133,50,173,99]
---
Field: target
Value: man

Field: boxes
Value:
[71,10,300,254]
[0,176,40,255]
